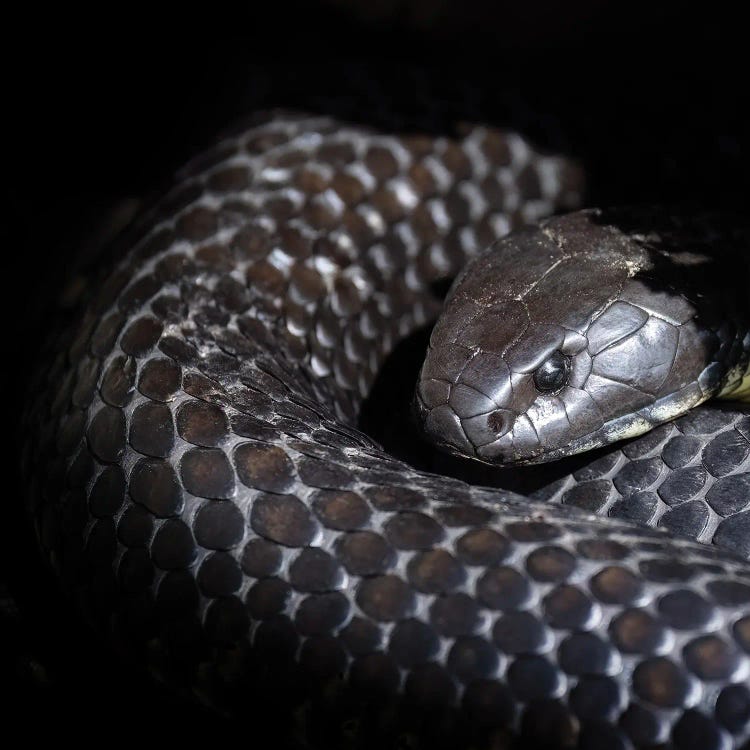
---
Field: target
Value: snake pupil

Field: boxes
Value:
[533,351,570,393]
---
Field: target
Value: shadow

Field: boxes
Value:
[589,206,750,344]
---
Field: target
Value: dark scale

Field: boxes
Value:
[20,112,750,750]
[545,407,750,557]
[295,592,350,636]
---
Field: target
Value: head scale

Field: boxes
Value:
[415,209,734,465]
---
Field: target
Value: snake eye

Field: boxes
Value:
[533,350,570,393]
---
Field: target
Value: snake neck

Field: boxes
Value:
[718,359,750,402]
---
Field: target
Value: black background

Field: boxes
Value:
[4,0,749,741]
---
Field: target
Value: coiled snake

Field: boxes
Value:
[22,111,750,748]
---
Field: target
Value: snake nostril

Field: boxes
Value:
[487,410,512,437]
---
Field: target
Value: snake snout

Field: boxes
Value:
[416,356,520,460]
[413,392,474,458]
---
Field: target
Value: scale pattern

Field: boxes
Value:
[539,407,750,559]
[22,112,750,748]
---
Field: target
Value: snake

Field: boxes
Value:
[21,110,750,749]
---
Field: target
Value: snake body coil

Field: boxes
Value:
[23,112,750,748]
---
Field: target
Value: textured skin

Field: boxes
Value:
[537,406,750,558]
[22,112,750,748]
[417,209,750,466]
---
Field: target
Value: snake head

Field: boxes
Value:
[415,209,734,465]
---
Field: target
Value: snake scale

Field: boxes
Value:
[21,110,750,749]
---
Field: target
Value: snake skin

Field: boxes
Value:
[22,112,750,749]
[537,407,750,559]
[416,209,750,466]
